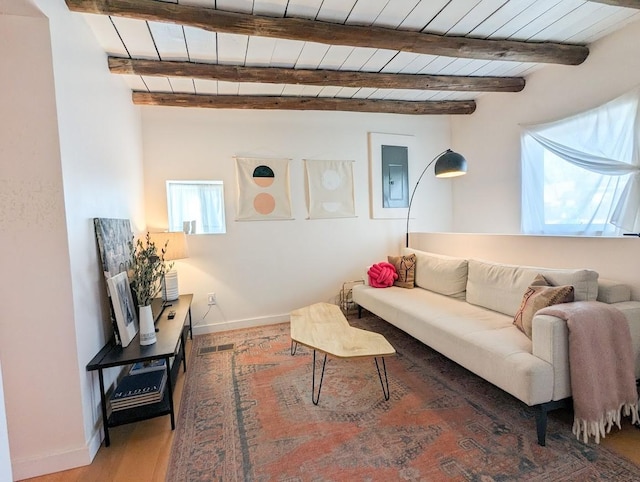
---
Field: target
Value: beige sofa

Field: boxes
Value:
[352,247,640,445]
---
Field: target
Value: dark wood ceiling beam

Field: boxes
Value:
[131,92,476,115]
[587,0,640,8]
[66,0,588,65]
[110,57,525,93]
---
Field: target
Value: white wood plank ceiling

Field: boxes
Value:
[70,0,640,113]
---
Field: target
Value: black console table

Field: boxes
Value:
[87,294,193,447]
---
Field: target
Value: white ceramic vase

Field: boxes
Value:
[139,305,157,346]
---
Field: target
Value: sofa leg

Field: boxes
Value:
[357,305,362,318]
[535,406,548,446]
[533,399,570,446]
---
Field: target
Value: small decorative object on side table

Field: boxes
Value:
[129,232,173,346]
[147,232,189,302]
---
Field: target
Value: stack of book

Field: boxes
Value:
[129,358,166,375]
[110,368,167,411]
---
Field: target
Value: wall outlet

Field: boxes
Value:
[207,292,216,305]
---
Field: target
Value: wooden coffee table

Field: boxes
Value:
[290,302,395,405]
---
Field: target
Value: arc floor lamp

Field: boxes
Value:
[406,149,468,248]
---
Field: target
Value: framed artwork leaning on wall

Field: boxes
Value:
[107,272,138,348]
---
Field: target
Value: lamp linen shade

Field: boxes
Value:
[148,232,189,301]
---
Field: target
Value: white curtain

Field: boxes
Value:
[167,182,225,234]
[522,86,640,234]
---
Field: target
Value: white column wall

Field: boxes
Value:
[1,0,145,478]
[0,362,12,481]
[450,19,640,234]
[0,6,83,479]
[142,108,454,331]
[37,0,146,474]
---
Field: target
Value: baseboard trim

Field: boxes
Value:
[12,443,92,480]
[193,313,289,335]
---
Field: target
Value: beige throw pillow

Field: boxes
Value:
[513,274,574,339]
[388,254,416,289]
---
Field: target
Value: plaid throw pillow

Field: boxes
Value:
[388,254,416,289]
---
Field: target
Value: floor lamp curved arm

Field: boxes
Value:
[405,149,467,248]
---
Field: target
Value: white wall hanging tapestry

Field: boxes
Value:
[304,159,356,219]
[235,157,292,221]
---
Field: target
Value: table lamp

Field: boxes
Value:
[148,231,189,301]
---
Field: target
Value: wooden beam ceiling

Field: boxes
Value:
[588,0,640,8]
[132,92,477,115]
[66,0,589,65]
[110,58,525,93]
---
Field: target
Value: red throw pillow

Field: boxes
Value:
[368,262,398,288]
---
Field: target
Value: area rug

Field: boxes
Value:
[167,312,640,481]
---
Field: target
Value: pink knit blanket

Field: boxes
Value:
[538,301,639,443]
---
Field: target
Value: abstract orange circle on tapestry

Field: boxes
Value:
[254,192,276,215]
[253,165,275,188]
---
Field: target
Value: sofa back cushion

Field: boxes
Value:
[466,259,599,316]
[597,278,631,303]
[402,248,468,298]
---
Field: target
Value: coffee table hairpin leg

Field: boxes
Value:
[375,357,391,401]
[312,349,328,405]
[291,342,328,405]
[310,351,390,405]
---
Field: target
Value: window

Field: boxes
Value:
[166,181,226,234]
[521,88,640,236]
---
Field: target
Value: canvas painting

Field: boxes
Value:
[235,157,292,221]
[94,218,134,345]
[94,218,133,279]
[304,159,355,219]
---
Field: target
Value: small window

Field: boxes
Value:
[166,181,226,234]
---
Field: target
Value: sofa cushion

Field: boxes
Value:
[402,248,468,299]
[367,262,397,288]
[597,278,631,303]
[466,259,598,317]
[388,253,416,289]
[513,274,575,338]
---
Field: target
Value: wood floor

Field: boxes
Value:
[23,341,194,482]
[23,336,640,481]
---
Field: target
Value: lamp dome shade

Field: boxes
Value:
[434,150,467,178]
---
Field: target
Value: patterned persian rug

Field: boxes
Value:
[167,312,640,481]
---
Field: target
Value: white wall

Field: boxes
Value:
[413,232,640,300]
[450,19,640,234]
[0,0,145,479]
[142,108,455,331]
